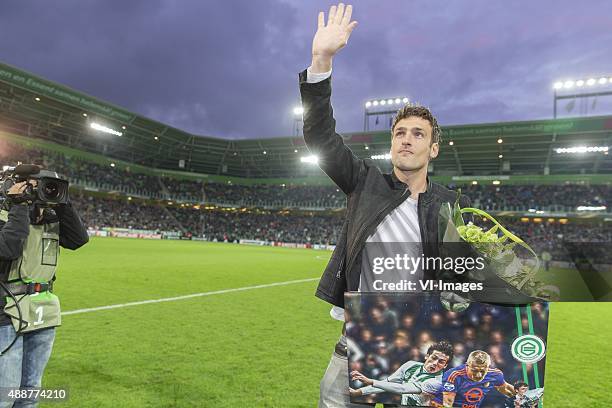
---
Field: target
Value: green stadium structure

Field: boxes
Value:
[0,61,611,182]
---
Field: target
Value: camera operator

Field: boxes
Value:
[0,166,89,408]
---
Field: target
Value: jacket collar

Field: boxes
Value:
[390,169,433,199]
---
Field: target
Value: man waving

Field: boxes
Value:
[299,3,470,407]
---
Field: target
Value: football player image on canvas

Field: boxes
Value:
[349,341,453,406]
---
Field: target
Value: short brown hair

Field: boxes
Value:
[391,103,441,145]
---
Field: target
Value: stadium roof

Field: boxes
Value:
[1,62,611,178]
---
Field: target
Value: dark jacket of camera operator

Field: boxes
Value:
[0,202,89,326]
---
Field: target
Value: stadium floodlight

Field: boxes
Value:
[34,97,41,101]
[492,180,501,185]
[110,163,115,167]
[553,74,612,118]
[364,145,369,150]
[471,180,478,185]
[497,138,503,144]
[370,153,391,160]
[365,97,408,110]
[90,122,123,136]
[577,205,607,211]
[294,149,298,153]
[293,106,304,116]
[154,136,159,140]
[263,151,267,155]
[364,96,409,131]
[498,154,503,158]
[449,140,454,146]
[555,76,612,88]
[82,113,88,117]
[121,125,127,130]
[300,155,319,164]
[555,146,609,154]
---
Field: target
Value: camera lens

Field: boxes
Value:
[42,181,60,199]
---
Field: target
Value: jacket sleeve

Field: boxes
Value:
[299,69,365,195]
[55,201,89,250]
[0,204,30,260]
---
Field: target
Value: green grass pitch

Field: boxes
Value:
[37,237,612,407]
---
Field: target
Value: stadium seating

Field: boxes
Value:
[2,139,611,261]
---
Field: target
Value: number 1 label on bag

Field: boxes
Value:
[34,306,44,326]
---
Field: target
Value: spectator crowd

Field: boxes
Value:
[1,139,611,257]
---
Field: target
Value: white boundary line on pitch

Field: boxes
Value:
[61,278,319,316]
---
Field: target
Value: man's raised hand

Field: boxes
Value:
[7,181,28,196]
[311,3,357,73]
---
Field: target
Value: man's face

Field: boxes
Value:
[402,315,414,328]
[423,350,450,373]
[394,336,409,348]
[431,313,443,327]
[517,386,528,396]
[390,116,438,172]
[466,361,490,381]
[371,308,383,323]
[464,327,476,340]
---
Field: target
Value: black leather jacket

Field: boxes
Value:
[299,70,470,308]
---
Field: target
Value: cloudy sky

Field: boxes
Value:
[1,0,611,139]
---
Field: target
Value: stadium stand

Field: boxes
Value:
[0,62,610,263]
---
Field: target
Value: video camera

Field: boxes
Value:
[0,163,69,205]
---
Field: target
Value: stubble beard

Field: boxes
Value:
[391,156,427,173]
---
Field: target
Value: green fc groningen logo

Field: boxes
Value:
[511,335,546,363]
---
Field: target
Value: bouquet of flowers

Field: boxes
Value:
[438,191,560,302]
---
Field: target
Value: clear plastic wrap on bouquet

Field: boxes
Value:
[438,191,560,304]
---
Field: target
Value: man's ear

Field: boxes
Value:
[429,142,439,160]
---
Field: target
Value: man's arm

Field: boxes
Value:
[54,201,89,250]
[350,385,384,397]
[442,391,456,407]
[495,382,517,398]
[300,3,362,195]
[350,363,413,396]
[368,379,422,395]
[0,204,29,260]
